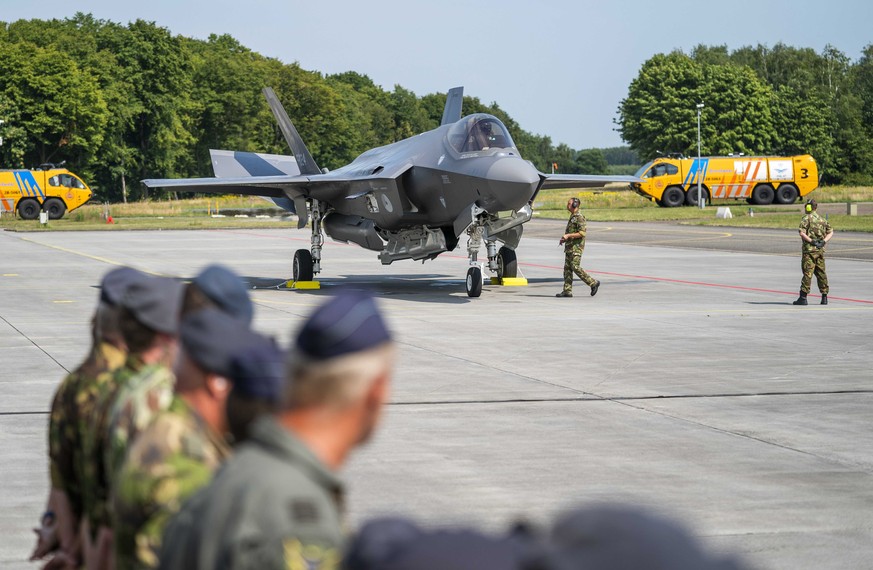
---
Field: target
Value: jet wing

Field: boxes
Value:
[539,174,642,190]
[141,174,351,202]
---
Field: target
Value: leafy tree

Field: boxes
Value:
[575,148,608,174]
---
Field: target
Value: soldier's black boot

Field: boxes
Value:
[590,280,600,296]
[793,292,808,306]
[821,294,828,305]
[555,291,573,298]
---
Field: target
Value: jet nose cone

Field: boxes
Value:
[484,158,540,211]
[486,157,540,186]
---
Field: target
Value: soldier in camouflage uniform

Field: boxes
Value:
[31,267,142,567]
[80,276,183,570]
[105,265,255,486]
[557,197,600,298]
[113,309,268,569]
[158,292,395,570]
[794,199,833,306]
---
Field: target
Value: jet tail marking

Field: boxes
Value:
[440,86,464,126]
[262,87,322,176]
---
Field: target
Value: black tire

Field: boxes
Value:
[751,184,775,205]
[496,246,517,279]
[775,183,799,205]
[465,266,482,298]
[685,185,710,206]
[293,249,314,281]
[17,198,40,220]
[661,186,685,208]
[44,198,66,220]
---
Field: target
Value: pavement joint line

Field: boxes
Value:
[388,389,873,407]
[5,233,167,276]
[0,314,69,375]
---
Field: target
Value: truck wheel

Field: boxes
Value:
[661,186,685,208]
[775,184,799,204]
[44,198,66,220]
[751,184,775,205]
[17,198,40,220]
[685,186,710,206]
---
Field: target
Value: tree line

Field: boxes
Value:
[0,14,614,203]
[1,15,870,204]
[617,43,873,184]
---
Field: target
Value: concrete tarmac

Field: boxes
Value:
[2,225,872,569]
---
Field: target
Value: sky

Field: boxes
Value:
[2,0,871,150]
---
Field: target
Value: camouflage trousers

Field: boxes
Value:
[800,250,829,294]
[563,249,596,293]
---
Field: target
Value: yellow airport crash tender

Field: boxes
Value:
[0,166,93,219]
[631,154,819,207]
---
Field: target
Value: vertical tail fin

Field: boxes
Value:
[440,86,464,126]
[262,87,322,176]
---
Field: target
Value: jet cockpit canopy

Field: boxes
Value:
[447,114,515,153]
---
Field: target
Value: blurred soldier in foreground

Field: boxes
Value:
[31,267,143,569]
[159,291,395,570]
[225,334,285,444]
[80,275,183,570]
[344,517,543,570]
[105,265,254,493]
[112,309,269,569]
[794,198,833,306]
[556,197,600,298]
[544,504,749,570]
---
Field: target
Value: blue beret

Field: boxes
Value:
[193,264,253,325]
[180,308,256,377]
[548,505,744,570]
[100,266,148,306]
[229,334,285,401]
[346,518,534,570]
[121,276,184,334]
[296,292,391,360]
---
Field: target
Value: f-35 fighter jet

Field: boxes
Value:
[143,87,639,297]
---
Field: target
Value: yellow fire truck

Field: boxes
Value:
[0,164,93,220]
[631,154,819,207]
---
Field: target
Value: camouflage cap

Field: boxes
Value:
[100,266,148,306]
[120,275,184,334]
[295,291,391,360]
[547,505,746,570]
[193,264,254,325]
[228,333,285,401]
[180,307,257,377]
[345,517,536,570]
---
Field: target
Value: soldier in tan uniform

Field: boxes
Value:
[159,292,395,570]
[794,199,833,305]
[557,197,600,298]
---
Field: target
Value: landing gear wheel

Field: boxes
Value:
[17,198,39,220]
[661,186,685,208]
[775,183,799,204]
[293,249,314,282]
[751,184,775,205]
[465,266,482,298]
[496,246,517,279]
[44,198,66,220]
[685,186,709,206]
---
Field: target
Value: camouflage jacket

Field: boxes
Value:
[113,394,230,569]
[564,212,587,252]
[158,416,344,570]
[50,342,126,517]
[105,363,176,492]
[800,211,832,253]
[80,354,154,530]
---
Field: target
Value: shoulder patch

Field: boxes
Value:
[289,499,320,524]
[283,538,339,570]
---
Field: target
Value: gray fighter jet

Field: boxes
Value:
[143,87,639,297]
